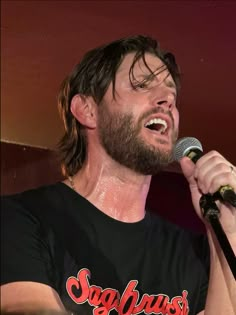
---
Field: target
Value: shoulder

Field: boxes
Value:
[2,182,67,220]
[1,183,71,288]
[1,183,72,248]
[1,182,87,248]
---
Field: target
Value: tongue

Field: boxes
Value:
[147,123,163,132]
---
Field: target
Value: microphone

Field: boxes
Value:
[173,137,236,206]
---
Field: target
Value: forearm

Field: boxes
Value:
[1,282,65,313]
[204,228,236,315]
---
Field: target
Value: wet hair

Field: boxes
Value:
[57,35,181,176]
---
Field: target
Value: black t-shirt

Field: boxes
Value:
[1,182,209,315]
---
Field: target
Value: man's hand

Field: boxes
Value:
[180,151,236,238]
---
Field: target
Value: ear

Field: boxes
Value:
[70,94,97,128]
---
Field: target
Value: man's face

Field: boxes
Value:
[97,53,179,175]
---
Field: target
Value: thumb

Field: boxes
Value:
[179,156,196,186]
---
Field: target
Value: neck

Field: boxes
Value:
[65,158,152,223]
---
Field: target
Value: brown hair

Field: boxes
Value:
[57,35,181,177]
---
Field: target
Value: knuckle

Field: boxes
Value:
[217,162,227,172]
[207,150,219,158]
[211,155,220,164]
[211,150,219,155]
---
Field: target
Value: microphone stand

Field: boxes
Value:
[200,193,236,280]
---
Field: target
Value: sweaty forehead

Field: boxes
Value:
[117,52,166,77]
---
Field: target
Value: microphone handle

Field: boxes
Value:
[214,188,236,207]
[200,193,236,279]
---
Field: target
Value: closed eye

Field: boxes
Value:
[134,81,149,89]
[132,77,154,90]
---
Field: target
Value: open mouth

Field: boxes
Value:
[144,118,168,135]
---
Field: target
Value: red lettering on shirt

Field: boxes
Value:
[66,268,189,315]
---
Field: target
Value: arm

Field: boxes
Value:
[1,282,65,312]
[203,227,236,315]
[180,151,236,315]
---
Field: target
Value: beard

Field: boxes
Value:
[97,102,178,175]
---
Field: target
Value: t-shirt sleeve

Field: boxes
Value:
[1,195,57,290]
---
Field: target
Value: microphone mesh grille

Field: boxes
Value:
[174,137,203,161]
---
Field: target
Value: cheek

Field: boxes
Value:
[173,109,179,129]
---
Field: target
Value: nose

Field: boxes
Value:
[151,79,177,111]
[154,91,176,111]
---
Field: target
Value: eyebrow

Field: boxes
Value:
[133,71,177,93]
[165,78,176,89]
[134,65,166,81]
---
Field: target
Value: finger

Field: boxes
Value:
[198,166,236,195]
[209,170,236,195]
[179,156,196,184]
[194,151,228,179]
[196,162,234,194]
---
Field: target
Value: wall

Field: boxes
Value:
[1,142,62,195]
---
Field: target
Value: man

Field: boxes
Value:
[1,35,236,315]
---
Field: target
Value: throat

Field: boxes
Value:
[94,185,148,222]
[67,166,150,223]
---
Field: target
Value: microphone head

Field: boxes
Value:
[173,137,203,161]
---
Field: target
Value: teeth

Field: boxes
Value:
[145,118,167,133]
